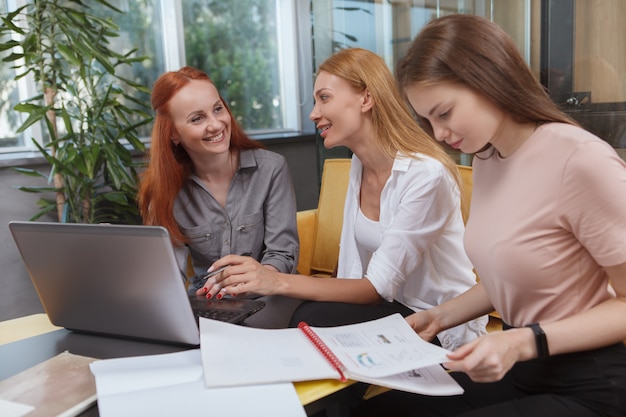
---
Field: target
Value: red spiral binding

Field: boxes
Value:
[298,322,348,382]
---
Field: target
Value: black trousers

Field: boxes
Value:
[288,300,416,328]
[351,342,626,417]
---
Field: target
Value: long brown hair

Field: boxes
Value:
[319,47,460,186]
[397,14,577,146]
[137,66,262,244]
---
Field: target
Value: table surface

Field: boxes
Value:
[0,313,60,345]
[0,320,356,416]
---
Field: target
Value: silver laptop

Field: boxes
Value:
[8,221,265,346]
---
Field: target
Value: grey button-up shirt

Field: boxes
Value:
[174,148,299,290]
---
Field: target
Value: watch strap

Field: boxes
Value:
[526,322,549,358]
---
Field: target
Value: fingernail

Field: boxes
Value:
[206,293,212,299]
[202,287,208,293]
[216,293,223,300]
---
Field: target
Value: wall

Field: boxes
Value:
[0,135,320,322]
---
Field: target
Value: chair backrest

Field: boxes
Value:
[456,164,486,286]
[310,158,352,275]
[457,165,472,225]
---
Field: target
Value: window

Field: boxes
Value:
[4,0,624,159]
[0,0,26,151]
[311,0,531,85]
[0,0,307,155]
[541,0,626,158]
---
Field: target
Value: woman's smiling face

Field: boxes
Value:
[169,79,232,157]
[309,70,370,149]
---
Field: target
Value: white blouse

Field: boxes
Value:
[337,153,487,350]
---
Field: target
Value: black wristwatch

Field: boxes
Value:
[526,322,549,358]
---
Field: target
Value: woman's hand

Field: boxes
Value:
[405,309,441,343]
[407,311,530,383]
[196,255,283,298]
[443,327,535,382]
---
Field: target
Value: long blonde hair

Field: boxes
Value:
[319,48,460,186]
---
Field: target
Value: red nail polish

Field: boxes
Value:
[216,293,223,300]
[206,293,212,299]
[203,287,208,293]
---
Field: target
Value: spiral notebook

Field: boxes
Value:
[198,314,464,396]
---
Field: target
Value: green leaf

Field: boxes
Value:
[0,39,21,52]
[102,191,128,204]
[29,202,59,221]
[0,7,27,34]
[57,43,82,66]
[14,104,52,133]
[2,52,25,63]
[14,186,61,193]
[11,167,47,178]
[60,105,75,138]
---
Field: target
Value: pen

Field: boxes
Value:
[200,265,229,283]
[200,253,252,283]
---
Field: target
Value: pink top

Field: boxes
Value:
[466,123,626,327]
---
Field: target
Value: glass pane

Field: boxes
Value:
[541,0,626,155]
[573,0,626,105]
[311,0,529,77]
[90,0,164,139]
[572,0,626,154]
[0,0,25,150]
[181,0,284,132]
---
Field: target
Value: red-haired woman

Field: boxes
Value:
[137,66,300,328]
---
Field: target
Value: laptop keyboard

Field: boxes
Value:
[194,309,241,322]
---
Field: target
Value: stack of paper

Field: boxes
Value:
[89,349,306,417]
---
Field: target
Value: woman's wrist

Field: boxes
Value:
[426,306,447,335]
[273,272,292,296]
[525,322,549,358]
[508,326,542,361]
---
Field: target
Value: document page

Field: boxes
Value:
[90,349,306,417]
[359,364,463,396]
[311,313,451,379]
[200,319,339,387]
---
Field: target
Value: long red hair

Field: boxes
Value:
[137,66,262,244]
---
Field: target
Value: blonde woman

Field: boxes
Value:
[205,48,487,350]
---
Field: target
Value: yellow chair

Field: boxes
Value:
[457,165,473,225]
[296,158,352,276]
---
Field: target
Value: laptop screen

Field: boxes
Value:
[9,222,203,345]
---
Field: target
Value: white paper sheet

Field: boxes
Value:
[89,349,306,417]
[359,364,464,396]
[0,399,34,417]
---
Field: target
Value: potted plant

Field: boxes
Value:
[0,0,153,224]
